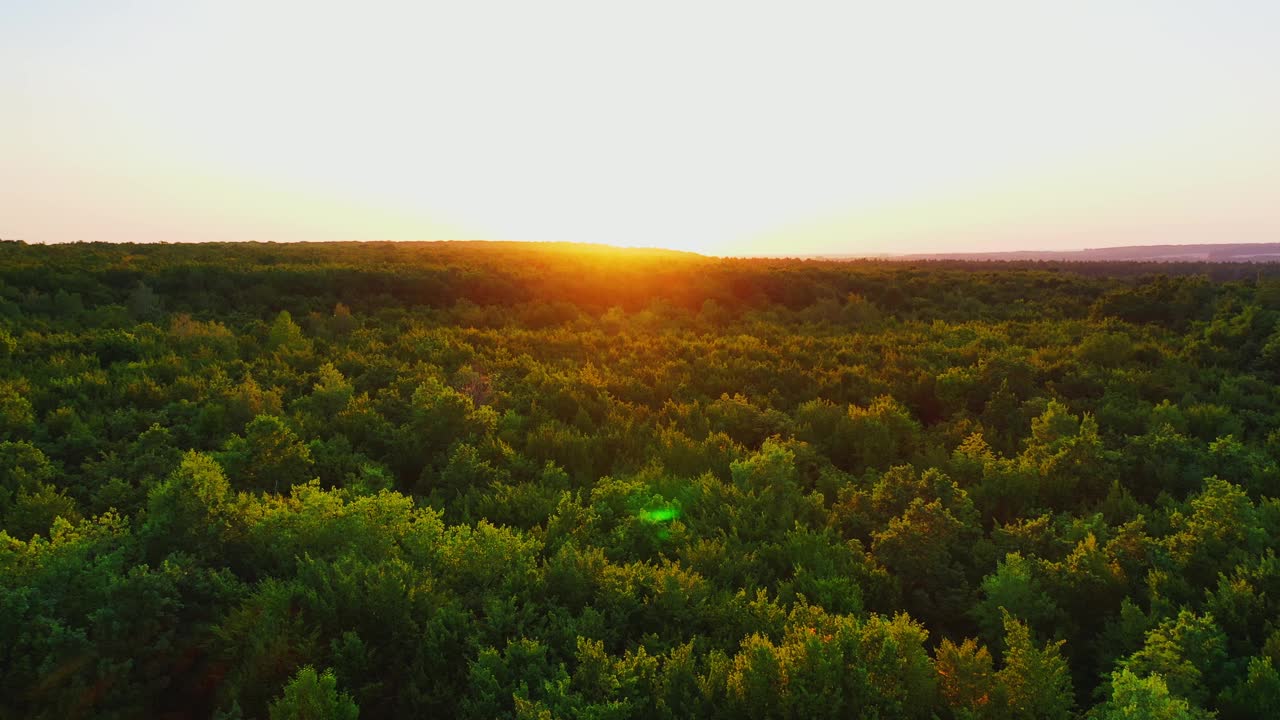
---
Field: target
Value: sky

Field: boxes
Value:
[3,0,1278,256]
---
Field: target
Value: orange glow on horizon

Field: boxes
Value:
[3,1,1279,255]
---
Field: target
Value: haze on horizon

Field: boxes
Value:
[4,1,1278,257]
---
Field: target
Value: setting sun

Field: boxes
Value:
[4,1,1279,254]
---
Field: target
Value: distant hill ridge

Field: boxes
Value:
[877,242,1280,262]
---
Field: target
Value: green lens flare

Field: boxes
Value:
[638,506,680,523]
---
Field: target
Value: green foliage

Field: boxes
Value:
[1122,610,1228,706]
[995,611,1075,720]
[5,482,82,539]
[219,415,316,493]
[935,637,997,719]
[974,553,1061,648]
[269,310,309,353]
[0,382,35,438]
[1092,669,1213,720]
[143,450,233,556]
[1,241,1279,717]
[127,280,163,321]
[269,666,360,720]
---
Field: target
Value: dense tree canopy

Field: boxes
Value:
[2,239,1279,718]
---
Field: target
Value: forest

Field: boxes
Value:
[2,239,1279,719]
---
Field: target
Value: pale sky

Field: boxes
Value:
[3,1,1278,256]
